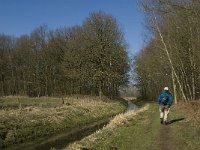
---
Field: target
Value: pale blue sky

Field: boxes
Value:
[0,0,145,55]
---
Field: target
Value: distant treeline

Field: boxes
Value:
[134,0,200,102]
[0,12,129,97]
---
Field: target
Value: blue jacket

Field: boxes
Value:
[157,90,173,106]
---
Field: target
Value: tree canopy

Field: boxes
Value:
[0,12,129,98]
[134,0,200,102]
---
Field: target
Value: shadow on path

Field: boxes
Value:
[159,118,185,150]
[168,118,185,124]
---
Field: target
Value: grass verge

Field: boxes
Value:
[65,103,153,150]
[169,102,200,150]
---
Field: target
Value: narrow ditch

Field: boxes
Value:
[127,101,138,112]
[8,101,137,150]
[33,118,110,150]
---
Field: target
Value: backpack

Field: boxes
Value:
[160,96,169,105]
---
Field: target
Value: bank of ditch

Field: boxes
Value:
[65,102,149,150]
[0,96,127,149]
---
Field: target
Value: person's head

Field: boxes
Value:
[164,87,169,91]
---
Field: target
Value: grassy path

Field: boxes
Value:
[159,124,171,150]
[66,102,200,150]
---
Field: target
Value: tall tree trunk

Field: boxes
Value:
[153,15,187,102]
[99,85,102,100]
[45,66,48,96]
[172,70,177,104]
[1,74,5,96]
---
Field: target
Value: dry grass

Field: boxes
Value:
[106,104,149,129]
[123,97,137,101]
[66,104,149,150]
[176,100,200,129]
[0,96,126,148]
[0,96,121,125]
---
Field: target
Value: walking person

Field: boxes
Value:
[157,87,173,125]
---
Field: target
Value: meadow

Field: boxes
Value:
[0,96,127,149]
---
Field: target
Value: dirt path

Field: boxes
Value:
[157,104,187,150]
[159,124,177,150]
[158,105,194,150]
[148,105,184,150]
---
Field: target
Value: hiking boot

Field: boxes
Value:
[160,118,163,124]
[163,121,168,125]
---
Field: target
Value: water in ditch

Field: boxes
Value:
[8,101,137,150]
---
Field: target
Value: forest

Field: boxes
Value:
[0,12,129,98]
[134,0,200,102]
[1,0,200,103]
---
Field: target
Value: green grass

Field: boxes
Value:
[0,96,127,149]
[66,102,200,150]
[169,105,200,150]
[0,96,69,109]
[88,104,160,150]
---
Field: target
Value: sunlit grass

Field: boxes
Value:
[65,101,200,150]
[65,104,149,150]
[0,96,126,148]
